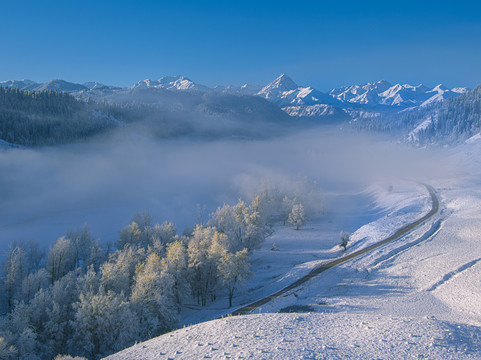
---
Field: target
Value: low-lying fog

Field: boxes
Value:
[0,127,456,256]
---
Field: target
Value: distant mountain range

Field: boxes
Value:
[0,75,480,147]
[0,75,468,119]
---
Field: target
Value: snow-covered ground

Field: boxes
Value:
[110,155,481,359]
[105,313,481,359]
[106,137,481,359]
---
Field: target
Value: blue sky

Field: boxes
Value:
[1,0,481,90]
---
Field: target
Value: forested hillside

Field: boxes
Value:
[0,88,118,146]
[352,85,481,145]
[413,85,481,144]
[0,86,297,147]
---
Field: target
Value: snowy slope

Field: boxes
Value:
[106,141,481,359]
[33,79,89,92]
[219,83,263,96]
[282,104,349,121]
[105,313,481,360]
[0,79,38,90]
[420,84,467,107]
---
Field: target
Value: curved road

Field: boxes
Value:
[230,183,439,316]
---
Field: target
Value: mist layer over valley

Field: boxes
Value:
[0,123,451,256]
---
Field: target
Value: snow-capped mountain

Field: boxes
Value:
[0,79,38,90]
[420,84,469,107]
[0,79,90,92]
[0,75,470,125]
[257,74,338,107]
[131,75,210,92]
[218,83,263,96]
[33,79,89,92]
[330,80,469,108]
[329,80,392,104]
[257,74,299,100]
[82,81,118,91]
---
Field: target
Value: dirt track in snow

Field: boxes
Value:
[230,183,439,316]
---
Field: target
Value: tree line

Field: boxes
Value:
[0,87,121,146]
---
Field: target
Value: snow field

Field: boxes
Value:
[105,313,481,359]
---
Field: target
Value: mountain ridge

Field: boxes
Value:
[0,75,471,124]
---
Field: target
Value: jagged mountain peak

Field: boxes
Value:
[258,74,297,101]
[131,75,208,91]
[432,84,449,92]
[269,74,298,90]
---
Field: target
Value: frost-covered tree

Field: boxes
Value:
[218,249,251,307]
[161,241,190,312]
[76,266,100,298]
[45,272,79,357]
[250,192,281,225]
[153,221,179,247]
[281,196,296,225]
[70,289,139,359]
[53,355,87,360]
[117,221,143,249]
[340,231,350,251]
[21,269,49,303]
[117,213,178,252]
[24,240,45,274]
[100,246,144,296]
[187,226,227,305]
[3,245,26,310]
[130,253,177,338]
[66,225,99,272]
[210,204,242,252]
[244,199,273,251]
[210,199,271,253]
[46,237,76,285]
[288,203,306,230]
[5,301,42,360]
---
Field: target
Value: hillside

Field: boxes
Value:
[105,313,481,359]
[0,87,295,146]
[106,139,481,359]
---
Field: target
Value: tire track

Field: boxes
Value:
[427,258,481,292]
